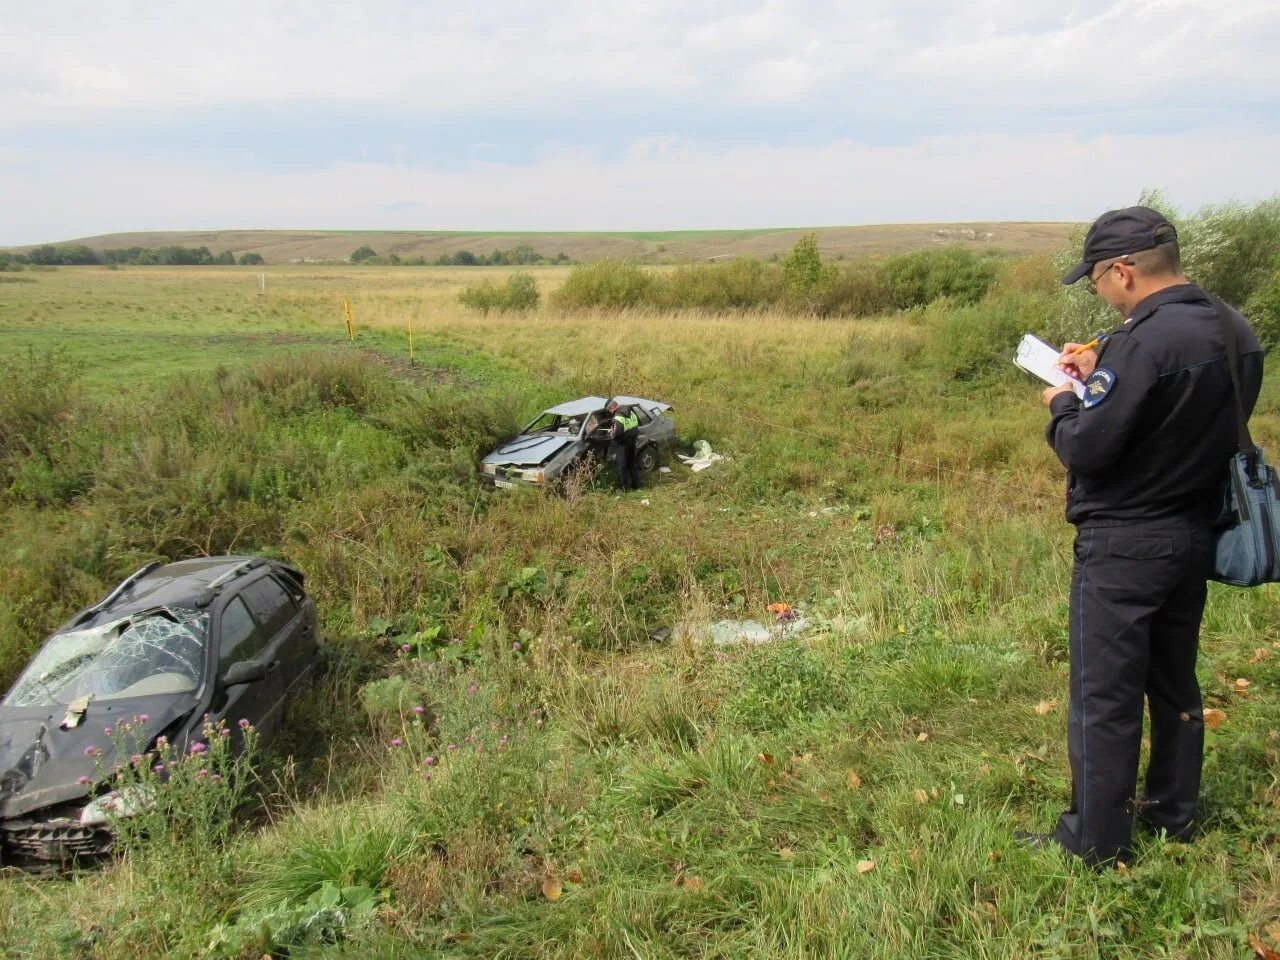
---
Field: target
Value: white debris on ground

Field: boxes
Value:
[677,440,724,473]
[673,613,810,647]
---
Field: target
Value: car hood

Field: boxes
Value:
[0,695,195,818]
[482,434,580,468]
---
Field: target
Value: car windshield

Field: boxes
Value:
[523,412,590,437]
[3,608,208,707]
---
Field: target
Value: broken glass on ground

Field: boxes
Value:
[4,609,207,707]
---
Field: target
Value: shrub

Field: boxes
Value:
[550,259,654,310]
[457,272,540,314]
[993,253,1058,295]
[1245,264,1280,352]
[781,234,838,314]
[1185,196,1280,306]
[654,258,784,311]
[818,261,894,317]
[238,252,264,266]
[350,245,378,263]
[928,291,1053,381]
[879,246,1001,310]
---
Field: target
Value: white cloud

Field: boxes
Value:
[2,0,1275,124]
[6,128,1277,243]
[2,1,1276,238]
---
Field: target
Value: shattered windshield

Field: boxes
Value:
[3,608,208,707]
[525,413,581,437]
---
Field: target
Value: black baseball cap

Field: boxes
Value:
[1061,206,1178,285]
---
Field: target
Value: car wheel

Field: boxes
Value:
[637,444,659,474]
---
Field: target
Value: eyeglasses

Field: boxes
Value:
[1086,257,1133,295]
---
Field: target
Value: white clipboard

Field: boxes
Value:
[1014,334,1085,398]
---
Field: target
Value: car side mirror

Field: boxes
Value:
[221,660,267,686]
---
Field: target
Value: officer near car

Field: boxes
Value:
[606,400,641,491]
[1025,206,1264,865]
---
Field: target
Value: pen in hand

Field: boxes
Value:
[1058,333,1108,381]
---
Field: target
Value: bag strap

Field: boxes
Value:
[1213,296,1255,460]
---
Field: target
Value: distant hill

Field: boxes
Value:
[11,223,1075,264]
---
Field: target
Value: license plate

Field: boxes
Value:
[494,479,514,489]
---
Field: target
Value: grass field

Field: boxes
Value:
[15,221,1078,265]
[1,262,1278,959]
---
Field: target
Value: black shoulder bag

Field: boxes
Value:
[1212,298,1280,586]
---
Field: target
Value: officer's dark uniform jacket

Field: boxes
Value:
[1046,283,1263,526]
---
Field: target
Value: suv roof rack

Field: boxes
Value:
[194,557,268,607]
[72,561,162,626]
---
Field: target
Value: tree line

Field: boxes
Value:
[1,244,264,268]
[350,244,571,266]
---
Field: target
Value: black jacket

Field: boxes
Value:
[1046,283,1264,527]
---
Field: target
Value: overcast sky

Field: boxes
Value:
[3,1,1278,244]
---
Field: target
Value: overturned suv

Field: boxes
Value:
[480,395,674,488]
[0,556,318,870]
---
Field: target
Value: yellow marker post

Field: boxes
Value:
[343,298,355,341]
[407,314,414,367]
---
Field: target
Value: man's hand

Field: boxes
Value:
[1043,383,1075,406]
[1057,344,1098,381]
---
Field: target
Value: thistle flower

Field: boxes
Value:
[84,746,100,758]
[77,775,92,786]
[423,756,436,766]
[390,738,403,748]
[467,684,478,695]
[413,705,425,716]
[237,718,251,730]
[189,742,207,755]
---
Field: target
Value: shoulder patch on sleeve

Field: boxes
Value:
[1082,366,1117,409]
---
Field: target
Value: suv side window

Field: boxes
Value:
[631,407,652,425]
[219,596,263,671]
[241,576,297,640]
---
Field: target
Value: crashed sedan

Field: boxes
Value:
[480,395,674,488]
[0,556,318,870]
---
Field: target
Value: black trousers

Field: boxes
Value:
[613,436,640,491]
[1053,515,1214,864]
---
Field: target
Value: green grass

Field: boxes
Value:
[0,264,1278,959]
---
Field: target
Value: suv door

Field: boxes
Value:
[210,591,285,745]
[242,573,313,702]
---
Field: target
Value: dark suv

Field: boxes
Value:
[0,556,318,869]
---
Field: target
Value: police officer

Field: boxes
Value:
[606,400,642,491]
[1025,207,1264,865]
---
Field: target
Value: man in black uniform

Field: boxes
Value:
[606,400,642,492]
[1028,206,1264,865]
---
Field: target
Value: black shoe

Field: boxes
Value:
[1013,830,1059,851]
